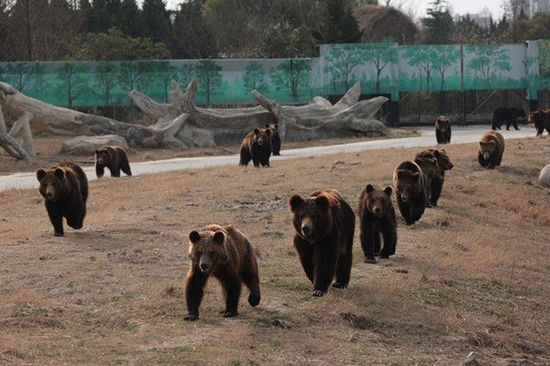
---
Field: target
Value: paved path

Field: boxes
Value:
[0,126,536,192]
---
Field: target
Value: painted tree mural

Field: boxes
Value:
[539,40,550,76]
[402,46,435,91]
[117,61,152,94]
[323,45,364,91]
[431,45,460,91]
[363,46,397,94]
[55,63,89,107]
[179,63,196,91]
[243,61,267,93]
[270,59,311,101]
[466,45,511,89]
[152,61,178,102]
[94,62,118,106]
[195,60,222,105]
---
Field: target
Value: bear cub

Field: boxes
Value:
[393,161,427,225]
[289,189,355,296]
[239,127,272,167]
[478,131,505,169]
[95,146,132,178]
[358,184,397,264]
[435,115,451,144]
[184,224,261,321]
[36,161,88,236]
[265,123,281,155]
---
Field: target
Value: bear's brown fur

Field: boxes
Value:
[478,131,505,169]
[416,149,453,206]
[393,161,427,225]
[95,146,132,178]
[289,189,355,296]
[529,109,550,136]
[265,123,281,155]
[435,115,451,144]
[36,161,88,236]
[358,184,397,263]
[239,127,272,167]
[184,224,261,321]
[414,154,442,208]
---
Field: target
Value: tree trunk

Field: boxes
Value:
[0,107,31,161]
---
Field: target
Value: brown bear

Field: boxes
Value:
[265,123,281,155]
[435,115,451,144]
[239,127,272,167]
[416,149,454,206]
[393,161,427,225]
[36,161,88,236]
[358,184,397,264]
[184,224,261,321]
[478,131,505,169]
[95,146,132,178]
[529,109,550,136]
[413,154,442,208]
[491,107,526,131]
[289,189,355,296]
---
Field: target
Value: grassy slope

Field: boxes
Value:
[0,137,549,365]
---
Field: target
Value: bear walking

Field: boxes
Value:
[265,123,281,155]
[529,109,550,136]
[435,115,451,144]
[393,161,427,225]
[95,146,132,178]
[478,131,505,169]
[184,224,261,321]
[358,185,397,264]
[239,127,272,167]
[36,161,88,236]
[491,107,526,131]
[289,189,355,296]
[416,149,454,206]
[413,154,442,208]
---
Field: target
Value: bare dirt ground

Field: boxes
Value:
[0,128,418,175]
[0,136,549,365]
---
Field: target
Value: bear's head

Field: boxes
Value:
[289,193,332,243]
[479,140,497,161]
[265,123,279,135]
[364,184,393,218]
[394,169,421,203]
[36,167,69,202]
[513,108,527,121]
[188,229,229,274]
[437,116,450,131]
[95,147,112,166]
[252,128,271,147]
[433,149,453,171]
[529,110,545,126]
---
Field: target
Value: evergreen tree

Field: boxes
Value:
[421,0,454,45]
[318,0,362,44]
[141,0,171,45]
[172,0,216,59]
[120,0,141,37]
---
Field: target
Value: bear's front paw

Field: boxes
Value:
[312,290,326,297]
[220,310,238,318]
[332,282,347,289]
[184,313,198,321]
[54,232,64,237]
[364,257,376,264]
[248,293,260,307]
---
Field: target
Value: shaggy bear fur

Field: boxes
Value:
[184,224,261,321]
[358,184,397,264]
[393,161,427,225]
[265,123,281,155]
[95,146,132,178]
[289,189,355,296]
[416,149,454,206]
[529,109,550,136]
[414,154,442,208]
[491,107,526,131]
[36,161,88,236]
[478,131,505,169]
[435,115,451,144]
[239,127,272,167]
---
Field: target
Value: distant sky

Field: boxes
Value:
[163,0,506,20]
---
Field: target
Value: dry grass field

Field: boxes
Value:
[0,136,549,365]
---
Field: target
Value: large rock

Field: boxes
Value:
[61,135,129,154]
[539,164,550,187]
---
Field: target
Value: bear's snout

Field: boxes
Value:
[301,218,313,236]
[200,262,210,272]
[257,138,265,146]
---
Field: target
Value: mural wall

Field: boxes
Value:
[0,41,548,108]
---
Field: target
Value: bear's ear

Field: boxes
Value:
[366,184,374,193]
[54,168,64,180]
[411,172,420,182]
[289,194,304,211]
[265,123,270,128]
[36,168,46,181]
[384,186,392,196]
[189,231,200,243]
[315,195,329,211]
[397,170,407,180]
[253,128,260,135]
[433,150,441,157]
[265,128,270,135]
[213,231,225,244]
[274,123,278,128]
[479,142,486,148]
